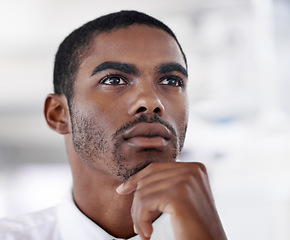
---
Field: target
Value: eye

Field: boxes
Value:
[159,76,184,87]
[99,74,127,85]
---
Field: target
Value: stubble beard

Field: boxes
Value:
[70,108,187,181]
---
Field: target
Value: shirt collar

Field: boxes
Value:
[57,190,140,240]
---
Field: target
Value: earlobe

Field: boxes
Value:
[44,94,70,134]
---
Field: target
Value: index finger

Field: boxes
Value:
[116,162,206,194]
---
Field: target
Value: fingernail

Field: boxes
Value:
[116,183,124,194]
[144,227,152,238]
[144,230,151,238]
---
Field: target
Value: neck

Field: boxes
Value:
[72,167,135,239]
[65,135,136,238]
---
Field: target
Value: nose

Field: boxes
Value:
[128,89,165,116]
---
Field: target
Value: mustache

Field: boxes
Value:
[112,114,177,139]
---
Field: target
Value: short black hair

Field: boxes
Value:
[53,10,187,104]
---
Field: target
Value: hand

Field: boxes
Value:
[116,162,227,240]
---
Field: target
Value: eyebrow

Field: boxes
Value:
[90,61,139,76]
[157,63,188,78]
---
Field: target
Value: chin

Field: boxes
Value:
[113,150,176,181]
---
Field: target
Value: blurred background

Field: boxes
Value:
[0,0,290,239]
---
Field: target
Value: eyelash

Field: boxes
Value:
[159,75,184,87]
[99,74,128,85]
[99,73,185,87]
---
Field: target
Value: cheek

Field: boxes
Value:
[88,99,128,133]
[164,94,188,126]
[89,89,128,113]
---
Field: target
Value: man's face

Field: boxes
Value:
[69,25,188,180]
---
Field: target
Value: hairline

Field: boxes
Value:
[68,23,187,106]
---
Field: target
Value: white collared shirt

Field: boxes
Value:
[0,191,175,240]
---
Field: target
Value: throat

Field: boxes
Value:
[72,177,136,238]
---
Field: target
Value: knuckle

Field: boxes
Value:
[176,174,194,186]
[188,162,207,175]
[186,174,195,184]
[196,162,207,172]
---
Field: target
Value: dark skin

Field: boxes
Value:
[44,25,227,239]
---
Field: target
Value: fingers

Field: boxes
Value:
[131,188,165,239]
[116,162,212,239]
[116,162,208,194]
[116,162,177,194]
[129,174,204,239]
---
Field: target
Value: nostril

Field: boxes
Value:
[153,107,161,114]
[136,107,147,114]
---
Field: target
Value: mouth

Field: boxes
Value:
[123,122,171,149]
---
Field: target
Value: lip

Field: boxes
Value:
[123,122,171,148]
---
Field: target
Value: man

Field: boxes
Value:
[0,10,226,239]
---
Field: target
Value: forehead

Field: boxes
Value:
[79,25,186,72]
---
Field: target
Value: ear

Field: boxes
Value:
[44,94,71,134]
